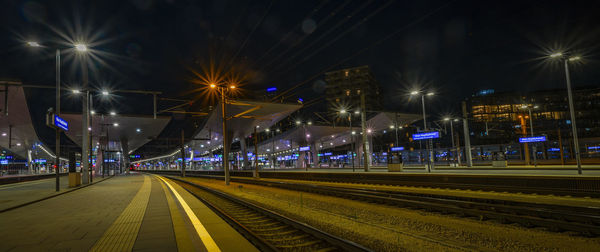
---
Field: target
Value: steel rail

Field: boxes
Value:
[163,175,372,252]
[163,172,600,236]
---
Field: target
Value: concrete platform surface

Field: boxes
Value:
[0,173,258,252]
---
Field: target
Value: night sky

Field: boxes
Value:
[1,0,599,119]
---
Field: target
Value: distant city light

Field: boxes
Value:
[230,85,236,89]
[72,89,80,94]
[110,111,116,116]
[340,109,347,114]
[1,133,6,136]
[27,41,41,47]
[569,56,581,61]
[210,83,216,88]
[550,52,563,58]
[90,110,96,115]
[410,91,419,95]
[113,123,119,127]
[136,128,141,133]
[74,44,88,52]
[16,143,21,146]
[101,90,109,95]
[427,92,435,96]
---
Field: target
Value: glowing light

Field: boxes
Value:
[72,89,80,94]
[296,121,301,125]
[16,143,21,146]
[90,110,96,115]
[568,56,581,61]
[352,131,356,135]
[1,133,6,136]
[74,44,88,52]
[110,111,116,116]
[265,128,270,132]
[427,92,435,96]
[354,111,360,114]
[210,83,216,88]
[390,125,395,129]
[27,41,41,47]
[307,121,312,125]
[101,91,109,95]
[550,52,563,58]
[229,85,236,89]
[444,118,450,121]
[113,123,119,127]
[340,109,347,114]
[136,128,141,133]
[88,127,92,131]
[367,129,372,133]
[306,134,310,138]
[410,91,419,95]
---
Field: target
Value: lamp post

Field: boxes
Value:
[444,118,459,165]
[411,91,435,172]
[210,83,235,185]
[340,109,358,171]
[550,52,582,174]
[521,105,539,167]
[27,41,89,190]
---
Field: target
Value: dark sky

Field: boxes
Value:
[1,0,599,118]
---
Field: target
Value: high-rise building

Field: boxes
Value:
[466,87,600,143]
[324,66,382,112]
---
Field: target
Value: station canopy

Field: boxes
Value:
[255,112,422,154]
[0,81,59,161]
[61,113,171,153]
[190,100,302,154]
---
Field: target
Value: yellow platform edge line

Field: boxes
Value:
[158,176,196,251]
[90,175,151,252]
[155,175,221,252]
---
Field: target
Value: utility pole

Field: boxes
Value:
[461,101,473,167]
[181,129,186,177]
[360,91,370,172]
[55,49,61,191]
[221,88,230,185]
[81,56,89,184]
[253,127,259,178]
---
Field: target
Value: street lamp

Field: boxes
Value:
[443,117,459,165]
[550,52,583,174]
[209,83,236,184]
[340,108,356,171]
[27,41,90,189]
[411,90,435,172]
[521,105,539,167]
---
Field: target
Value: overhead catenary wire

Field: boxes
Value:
[259,0,355,72]
[271,1,455,102]
[251,0,331,67]
[269,0,377,73]
[275,0,396,77]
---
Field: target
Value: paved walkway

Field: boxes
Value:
[0,173,258,252]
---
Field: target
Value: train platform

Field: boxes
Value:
[259,165,600,176]
[0,173,259,252]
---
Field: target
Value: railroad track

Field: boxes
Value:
[164,176,371,252]
[179,174,600,237]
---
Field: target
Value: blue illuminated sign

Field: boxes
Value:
[391,147,404,151]
[323,152,332,156]
[548,148,561,152]
[519,136,547,143]
[267,87,277,92]
[54,115,69,131]
[412,132,440,140]
[588,146,600,150]
[299,146,310,151]
[0,160,7,165]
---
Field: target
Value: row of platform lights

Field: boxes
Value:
[0,132,21,147]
